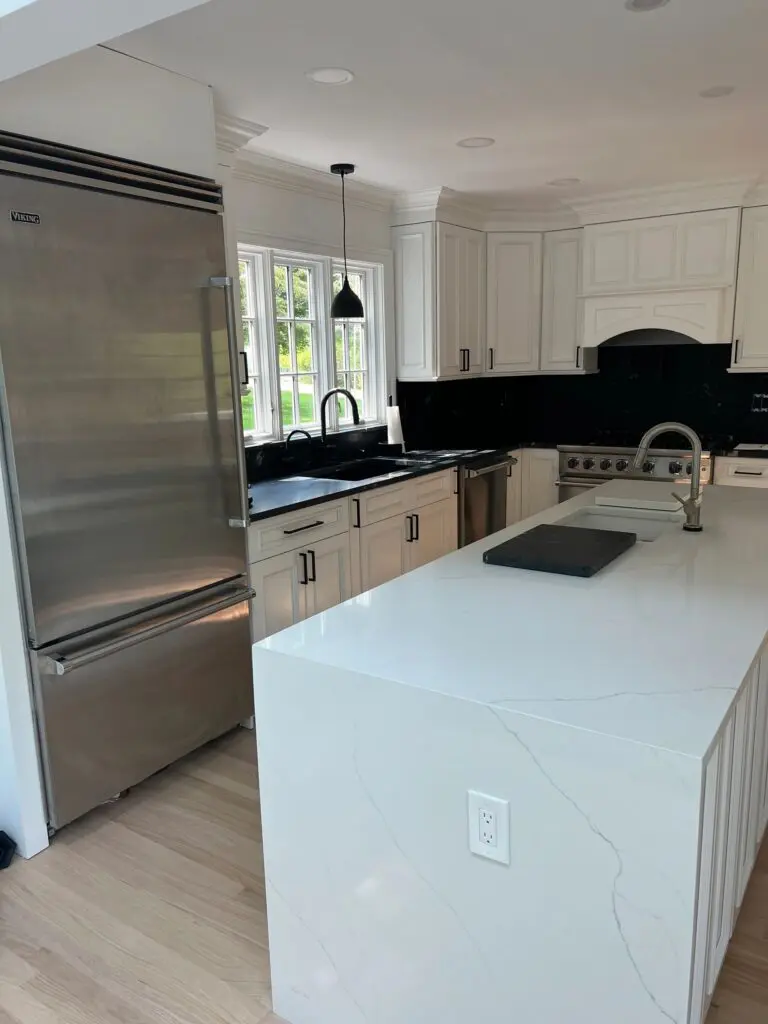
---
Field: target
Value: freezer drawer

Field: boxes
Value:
[32,585,253,830]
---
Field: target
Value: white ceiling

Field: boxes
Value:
[111,0,768,206]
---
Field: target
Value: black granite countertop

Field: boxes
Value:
[248,448,512,522]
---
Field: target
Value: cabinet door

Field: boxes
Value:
[359,515,408,592]
[506,452,523,526]
[521,449,559,519]
[393,222,435,380]
[463,228,486,373]
[733,207,768,370]
[486,233,542,373]
[437,223,485,377]
[436,223,465,377]
[407,497,458,571]
[306,533,353,618]
[540,230,583,373]
[250,550,306,642]
[582,224,633,294]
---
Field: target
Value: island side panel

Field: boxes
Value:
[253,647,703,1024]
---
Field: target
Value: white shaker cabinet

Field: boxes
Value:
[306,532,354,617]
[393,221,486,380]
[357,514,408,592]
[582,209,740,295]
[540,229,595,374]
[406,495,458,571]
[486,233,542,374]
[249,550,307,642]
[521,449,559,519]
[732,206,768,371]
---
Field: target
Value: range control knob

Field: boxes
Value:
[642,461,655,474]
[600,459,612,471]
[567,457,580,470]
[668,461,683,475]
[583,458,595,470]
[686,463,693,476]
[615,459,629,472]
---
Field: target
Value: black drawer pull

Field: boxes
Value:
[413,512,420,541]
[352,498,361,528]
[284,520,324,535]
[307,549,317,582]
[405,515,414,542]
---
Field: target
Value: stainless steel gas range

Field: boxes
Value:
[556,445,713,502]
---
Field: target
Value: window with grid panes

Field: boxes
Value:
[237,248,385,441]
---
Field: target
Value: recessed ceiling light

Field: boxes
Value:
[547,177,581,187]
[699,85,735,99]
[625,0,669,10]
[305,67,354,85]
[456,137,495,148]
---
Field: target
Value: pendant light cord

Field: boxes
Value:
[341,170,349,278]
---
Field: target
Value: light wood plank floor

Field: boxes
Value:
[0,728,765,1024]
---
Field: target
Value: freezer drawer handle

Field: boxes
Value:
[39,589,254,676]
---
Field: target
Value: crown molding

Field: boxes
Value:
[215,113,269,154]
[233,150,395,213]
[482,207,580,232]
[392,187,489,230]
[569,177,759,225]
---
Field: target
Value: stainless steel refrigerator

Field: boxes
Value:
[0,132,253,830]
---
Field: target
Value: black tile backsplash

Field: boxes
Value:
[398,344,768,453]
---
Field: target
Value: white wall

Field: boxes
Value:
[0,45,217,177]
[0,461,47,859]
[0,0,212,84]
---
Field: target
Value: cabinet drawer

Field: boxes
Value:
[247,499,350,563]
[412,469,456,509]
[352,481,414,528]
[713,457,768,487]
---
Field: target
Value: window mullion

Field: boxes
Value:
[317,256,337,432]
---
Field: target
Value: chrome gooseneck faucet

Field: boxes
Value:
[633,422,704,532]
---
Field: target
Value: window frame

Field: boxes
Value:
[237,246,386,442]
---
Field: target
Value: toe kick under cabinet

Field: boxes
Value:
[248,469,458,641]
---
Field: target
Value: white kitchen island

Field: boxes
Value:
[252,483,768,1024]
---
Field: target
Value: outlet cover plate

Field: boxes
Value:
[468,790,510,865]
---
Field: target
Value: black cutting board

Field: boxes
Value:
[483,524,637,578]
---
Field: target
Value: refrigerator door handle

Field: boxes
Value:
[39,588,254,676]
[210,275,249,529]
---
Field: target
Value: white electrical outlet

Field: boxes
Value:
[468,790,510,864]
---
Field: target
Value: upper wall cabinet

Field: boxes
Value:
[486,233,542,374]
[540,229,595,374]
[582,209,740,295]
[732,206,768,372]
[393,221,486,381]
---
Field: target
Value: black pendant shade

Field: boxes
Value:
[331,275,364,318]
[330,162,364,318]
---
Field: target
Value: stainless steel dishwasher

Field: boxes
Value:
[458,454,514,546]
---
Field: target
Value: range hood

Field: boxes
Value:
[582,288,731,348]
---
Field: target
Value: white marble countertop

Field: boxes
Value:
[259,483,768,759]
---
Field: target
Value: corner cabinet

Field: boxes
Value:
[393,221,486,381]
[731,206,768,371]
[540,229,595,374]
[486,233,542,374]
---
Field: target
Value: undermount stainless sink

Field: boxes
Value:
[559,504,683,542]
[306,458,418,482]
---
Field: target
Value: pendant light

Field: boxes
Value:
[330,163,364,319]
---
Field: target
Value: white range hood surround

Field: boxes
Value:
[582,288,729,347]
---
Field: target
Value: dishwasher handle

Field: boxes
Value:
[466,459,513,479]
